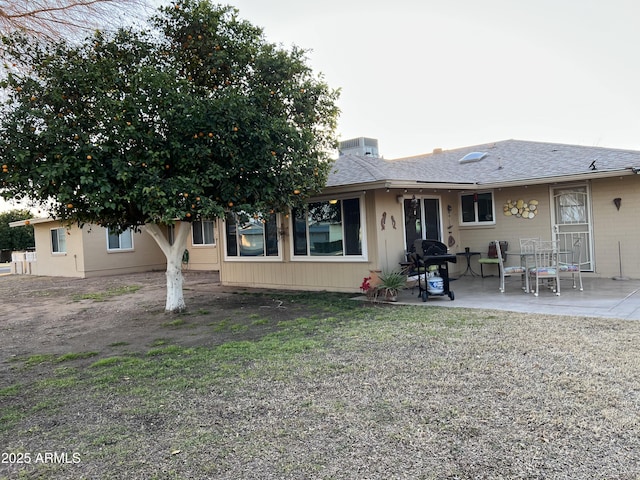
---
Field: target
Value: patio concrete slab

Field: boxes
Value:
[392,275,640,321]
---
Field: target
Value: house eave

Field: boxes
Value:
[9,217,58,228]
[477,168,637,189]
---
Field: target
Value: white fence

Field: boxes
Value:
[11,251,37,274]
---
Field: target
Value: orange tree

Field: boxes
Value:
[0,0,339,312]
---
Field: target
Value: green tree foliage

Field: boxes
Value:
[0,0,339,311]
[0,209,35,251]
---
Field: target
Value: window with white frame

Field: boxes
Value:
[192,220,215,246]
[292,197,363,258]
[107,228,134,251]
[460,192,495,225]
[51,227,67,253]
[225,212,279,258]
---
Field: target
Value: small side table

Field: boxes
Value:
[456,250,481,277]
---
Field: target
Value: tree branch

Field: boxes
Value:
[0,0,149,38]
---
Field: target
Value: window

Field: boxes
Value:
[225,212,279,258]
[292,198,364,258]
[51,228,67,253]
[107,228,133,251]
[460,192,495,225]
[192,220,215,246]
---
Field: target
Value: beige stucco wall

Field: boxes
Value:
[80,225,166,277]
[29,221,85,277]
[183,221,220,271]
[449,177,640,278]
[27,222,166,278]
[454,184,553,268]
[590,176,640,278]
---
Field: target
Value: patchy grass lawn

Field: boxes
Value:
[1,279,639,479]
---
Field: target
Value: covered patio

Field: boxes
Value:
[393,275,640,321]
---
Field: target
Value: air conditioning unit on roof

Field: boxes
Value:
[339,137,379,157]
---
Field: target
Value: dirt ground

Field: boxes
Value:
[0,270,308,372]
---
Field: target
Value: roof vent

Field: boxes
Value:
[459,151,488,164]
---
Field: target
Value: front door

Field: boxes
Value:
[551,184,593,270]
[404,196,442,252]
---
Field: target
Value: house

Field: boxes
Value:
[8,219,221,277]
[219,139,640,291]
[11,139,640,290]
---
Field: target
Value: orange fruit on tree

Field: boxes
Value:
[67,203,73,209]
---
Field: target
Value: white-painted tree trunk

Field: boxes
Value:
[145,222,191,313]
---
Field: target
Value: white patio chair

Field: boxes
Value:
[519,237,539,293]
[495,240,525,293]
[559,237,584,291]
[529,240,560,297]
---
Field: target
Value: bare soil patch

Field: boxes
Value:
[0,271,303,358]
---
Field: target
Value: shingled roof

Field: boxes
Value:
[327,139,640,189]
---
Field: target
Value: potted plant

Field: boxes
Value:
[375,269,406,302]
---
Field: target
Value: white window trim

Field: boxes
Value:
[50,227,67,255]
[290,194,368,262]
[191,220,216,247]
[223,213,283,262]
[399,194,444,251]
[459,190,496,226]
[106,228,135,252]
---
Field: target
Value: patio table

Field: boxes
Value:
[456,250,481,277]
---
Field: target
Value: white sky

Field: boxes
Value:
[3,0,639,212]
[226,0,640,159]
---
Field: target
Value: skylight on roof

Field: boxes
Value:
[459,152,488,164]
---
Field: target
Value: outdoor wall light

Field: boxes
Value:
[614,198,622,210]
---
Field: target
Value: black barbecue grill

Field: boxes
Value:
[407,239,456,302]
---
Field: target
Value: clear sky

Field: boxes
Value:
[2,0,639,213]
[225,0,640,159]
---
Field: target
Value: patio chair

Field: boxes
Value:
[478,240,508,277]
[529,240,560,297]
[559,237,584,291]
[519,237,539,293]
[495,240,525,293]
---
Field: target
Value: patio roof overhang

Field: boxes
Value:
[324,167,640,194]
[477,167,639,189]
